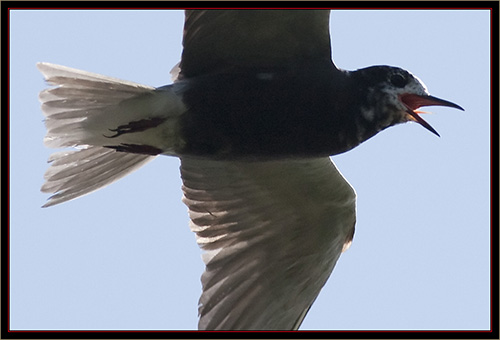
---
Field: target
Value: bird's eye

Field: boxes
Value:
[390,74,407,88]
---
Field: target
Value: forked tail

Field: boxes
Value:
[37,63,182,207]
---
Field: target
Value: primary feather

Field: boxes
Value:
[181,157,355,330]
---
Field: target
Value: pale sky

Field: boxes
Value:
[9,9,491,331]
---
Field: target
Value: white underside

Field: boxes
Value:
[37,62,186,206]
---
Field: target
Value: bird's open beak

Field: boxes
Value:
[400,94,464,137]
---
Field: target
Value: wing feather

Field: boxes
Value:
[179,10,333,78]
[180,157,356,330]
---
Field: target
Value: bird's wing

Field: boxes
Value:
[178,10,333,78]
[180,157,356,330]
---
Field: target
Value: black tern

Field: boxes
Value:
[37,10,463,330]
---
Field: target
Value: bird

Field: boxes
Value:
[37,9,463,330]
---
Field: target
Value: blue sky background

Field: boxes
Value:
[9,9,491,331]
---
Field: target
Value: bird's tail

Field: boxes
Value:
[37,63,184,207]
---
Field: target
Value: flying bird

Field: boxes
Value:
[37,10,463,330]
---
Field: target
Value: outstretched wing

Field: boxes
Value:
[179,10,333,78]
[180,157,356,330]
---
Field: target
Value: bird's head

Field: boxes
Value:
[351,66,463,138]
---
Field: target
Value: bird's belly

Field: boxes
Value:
[176,72,357,160]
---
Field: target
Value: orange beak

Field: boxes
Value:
[400,93,464,137]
